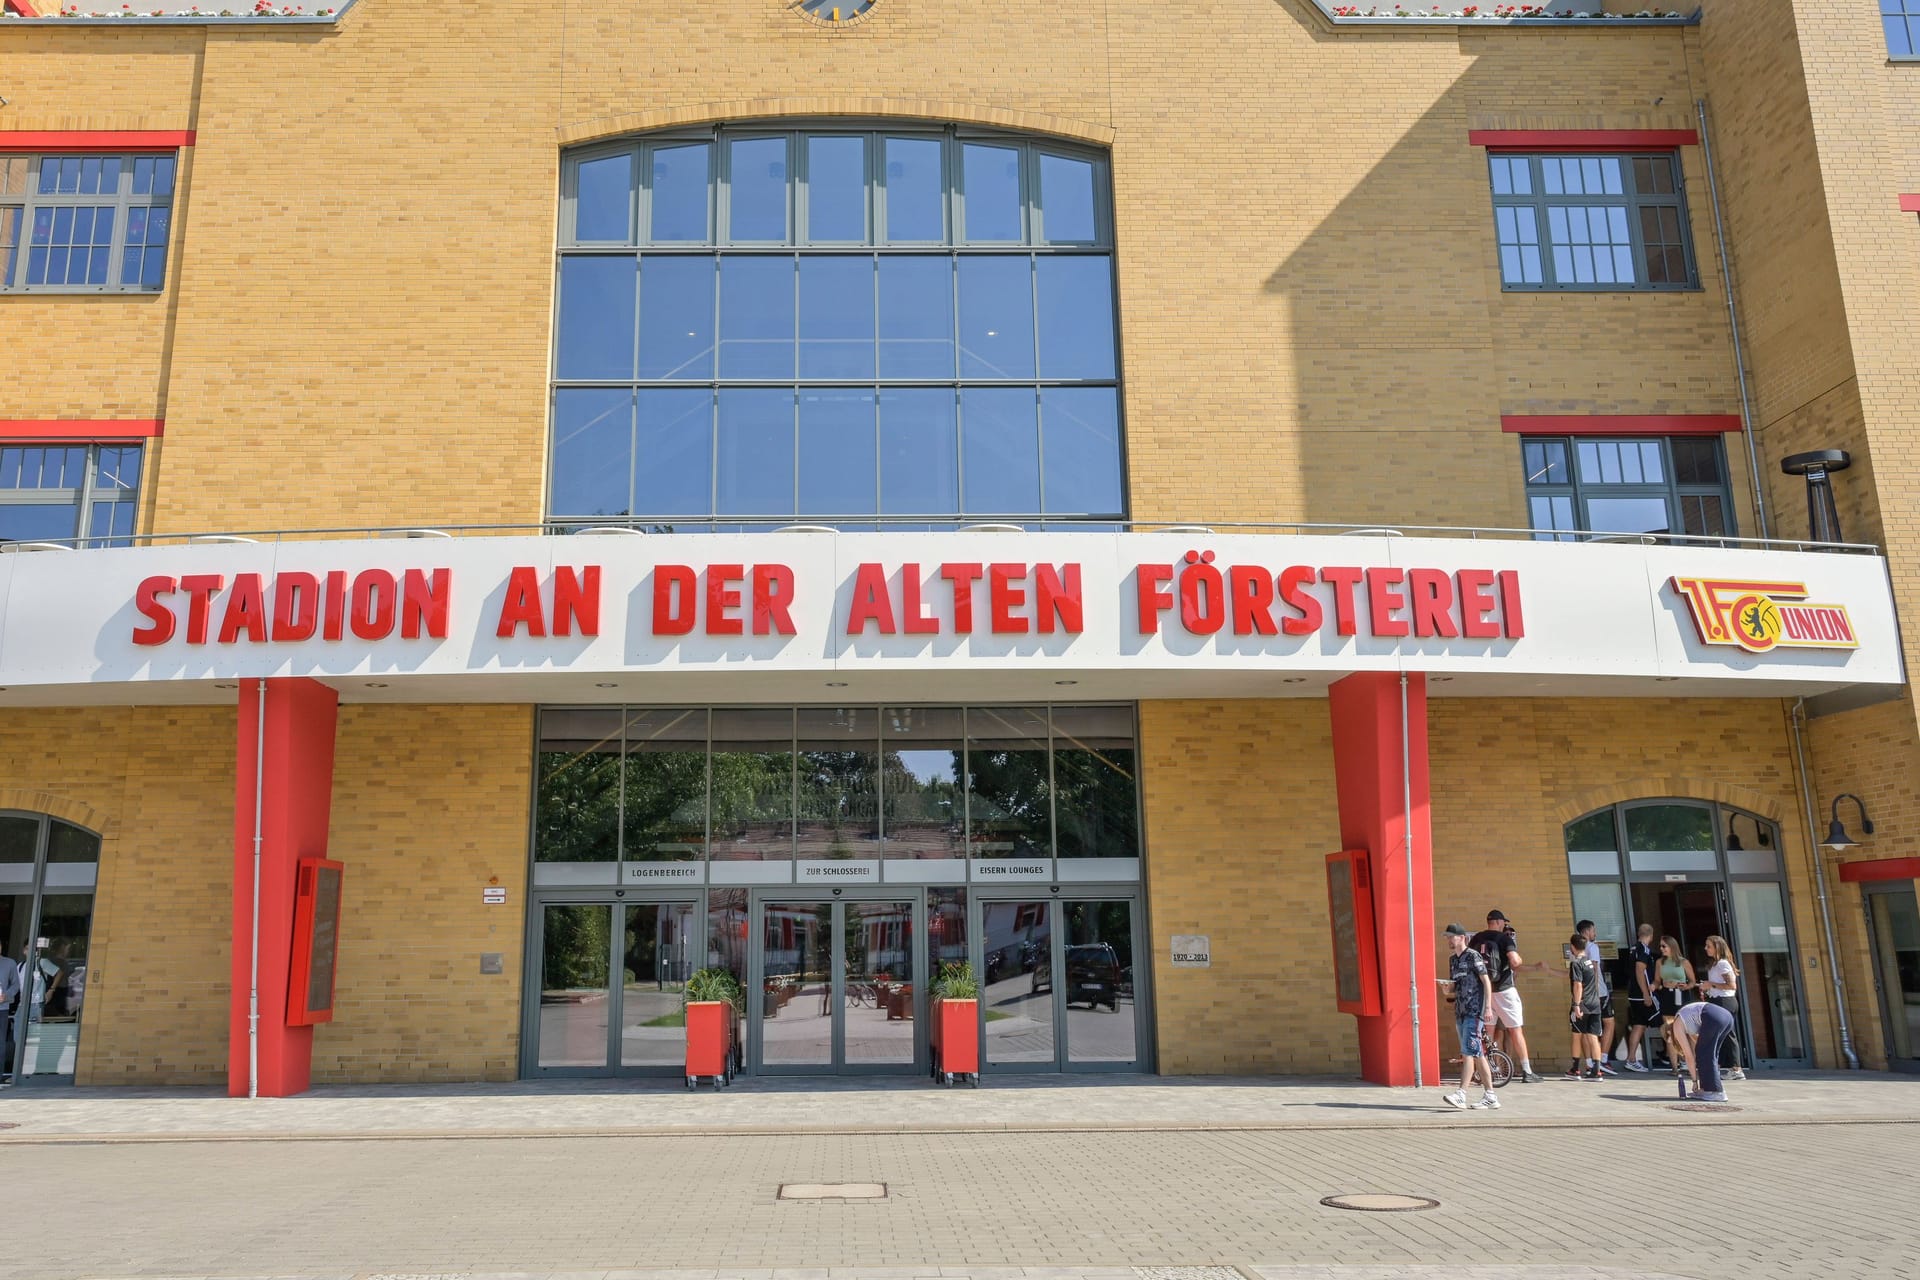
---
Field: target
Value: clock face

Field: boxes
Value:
[796,0,877,23]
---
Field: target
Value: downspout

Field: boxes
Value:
[1401,672,1422,1088]
[249,679,266,1098]
[1696,98,1770,540]
[1787,697,1859,1069]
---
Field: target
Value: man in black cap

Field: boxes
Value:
[1470,910,1543,1083]
[1438,923,1497,1110]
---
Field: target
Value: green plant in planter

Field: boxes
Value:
[932,961,979,1001]
[685,966,745,1011]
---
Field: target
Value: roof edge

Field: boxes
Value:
[1309,1,1701,26]
[0,0,354,24]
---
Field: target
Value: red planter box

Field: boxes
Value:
[685,1001,734,1085]
[932,997,979,1078]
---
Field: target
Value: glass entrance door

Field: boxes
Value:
[751,894,920,1074]
[1865,883,1920,1072]
[980,893,1144,1073]
[527,896,699,1076]
[1,813,100,1086]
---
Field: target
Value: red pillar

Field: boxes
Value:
[229,677,339,1097]
[1328,672,1440,1086]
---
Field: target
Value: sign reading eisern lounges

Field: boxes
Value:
[0,532,1900,697]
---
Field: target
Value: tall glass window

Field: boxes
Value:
[552,125,1124,530]
[0,153,177,292]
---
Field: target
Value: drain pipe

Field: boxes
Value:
[1786,696,1859,1069]
[1401,672,1423,1088]
[249,679,266,1099]
[1697,97,1770,539]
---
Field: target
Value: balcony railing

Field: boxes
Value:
[0,515,1880,557]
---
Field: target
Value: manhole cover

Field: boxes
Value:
[778,1182,887,1200]
[1319,1193,1439,1212]
[1669,1102,1743,1113]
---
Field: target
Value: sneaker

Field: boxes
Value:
[1564,1062,1584,1078]
[1521,1070,1544,1083]
[1443,1091,1470,1109]
[1623,1060,1649,1073]
[1694,1090,1729,1103]
[1582,1068,1602,1081]
[1725,1069,1747,1081]
[1598,1062,1619,1076]
[1473,1093,1502,1109]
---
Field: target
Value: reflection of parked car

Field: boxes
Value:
[1033,944,1122,1010]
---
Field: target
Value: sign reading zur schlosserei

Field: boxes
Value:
[0,532,1901,689]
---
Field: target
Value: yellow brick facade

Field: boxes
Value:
[2,0,1915,1082]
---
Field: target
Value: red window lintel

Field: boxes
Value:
[1899,194,1920,213]
[4,0,41,16]
[0,419,164,440]
[1838,857,1920,884]
[1501,414,1742,437]
[1470,129,1699,153]
[0,130,195,154]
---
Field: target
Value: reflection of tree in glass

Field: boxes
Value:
[709,749,793,842]
[621,750,708,858]
[799,748,879,856]
[534,749,619,862]
[968,747,1051,857]
[1625,803,1715,852]
[545,905,610,991]
[1053,744,1138,859]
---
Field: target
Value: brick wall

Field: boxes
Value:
[1142,694,1839,1075]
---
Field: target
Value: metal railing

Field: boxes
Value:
[0,514,1881,556]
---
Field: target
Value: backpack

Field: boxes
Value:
[1473,931,1513,988]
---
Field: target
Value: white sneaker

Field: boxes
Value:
[1725,1069,1747,1081]
[1694,1090,1729,1103]
[1624,1061,1649,1072]
[1443,1091,1470,1109]
[1473,1093,1501,1109]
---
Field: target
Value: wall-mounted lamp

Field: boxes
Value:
[1823,793,1874,851]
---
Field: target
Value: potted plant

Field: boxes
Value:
[683,966,742,1089]
[929,961,981,1087]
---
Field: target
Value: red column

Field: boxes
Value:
[1328,672,1440,1086]
[229,677,339,1098]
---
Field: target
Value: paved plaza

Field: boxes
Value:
[5,1073,1917,1280]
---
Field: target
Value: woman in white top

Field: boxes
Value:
[1696,934,1745,1080]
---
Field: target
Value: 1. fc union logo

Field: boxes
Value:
[1670,578,1860,654]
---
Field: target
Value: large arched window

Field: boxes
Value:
[550,124,1123,530]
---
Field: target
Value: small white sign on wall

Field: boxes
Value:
[482,887,507,905]
[1171,934,1211,968]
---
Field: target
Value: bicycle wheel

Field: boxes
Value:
[1487,1048,1514,1089]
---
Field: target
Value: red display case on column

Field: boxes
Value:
[1325,848,1382,1017]
[286,857,344,1026]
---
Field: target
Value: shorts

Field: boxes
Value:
[1483,987,1524,1029]
[1457,1017,1486,1058]
[1628,997,1661,1027]
[1570,1010,1602,1036]
[1658,989,1686,1019]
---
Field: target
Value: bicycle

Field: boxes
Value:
[1447,1040,1514,1089]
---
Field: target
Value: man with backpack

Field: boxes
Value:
[1470,910,1543,1083]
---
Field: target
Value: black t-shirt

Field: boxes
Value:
[1568,954,1604,1012]
[1625,941,1657,1000]
[1470,928,1517,991]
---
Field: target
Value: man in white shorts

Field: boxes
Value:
[1470,910,1543,1083]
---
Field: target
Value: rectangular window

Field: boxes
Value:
[1521,435,1734,542]
[0,442,144,547]
[1487,153,1695,291]
[1887,0,1920,56]
[1,153,176,292]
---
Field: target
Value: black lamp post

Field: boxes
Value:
[1781,449,1852,545]
[1823,793,1874,851]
